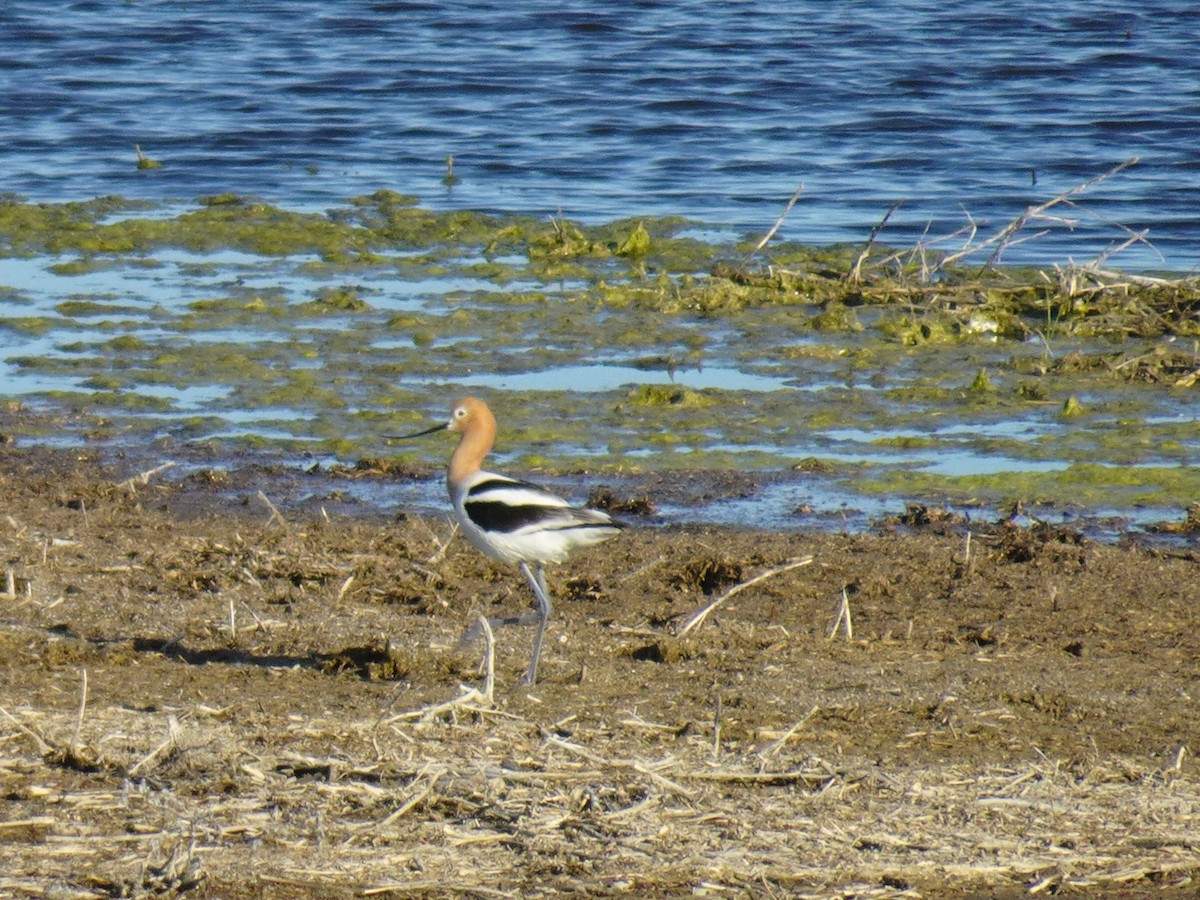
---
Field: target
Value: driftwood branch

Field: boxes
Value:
[677,557,814,637]
[936,156,1140,271]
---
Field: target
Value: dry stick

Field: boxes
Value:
[545,735,696,799]
[711,693,722,759]
[257,490,289,531]
[676,557,814,637]
[829,587,853,641]
[237,601,270,634]
[1072,195,1163,267]
[359,764,448,832]
[630,762,695,800]
[425,522,459,565]
[883,217,942,280]
[128,715,181,777]
[387,615,497,723]
[70,668,88,756]
[1112,348,1167,372]
[478,614,495,704]
[987,228,1052,259]
[979,158,1141,269]
[618,554,667,584]
[683,767,830,786]
[0,705,54,755]
[742,183,804,265]
[962,530,976,578]
[0,817,55,835]
[374,770,441,828]
[1083,228,1151,272]
[760,705,821,759]
[848,199,904,283]
[117,461,176,492]
[873,215,978,278]
[1084,265,1186,288]
[364,886,510,900]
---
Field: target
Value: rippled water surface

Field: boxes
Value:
[3,0,1198,269]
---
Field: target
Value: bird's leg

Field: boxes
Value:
[455,563,554,685]
[518,561,553,686]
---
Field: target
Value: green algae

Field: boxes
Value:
[0,195,153,257]
[810,302,864,333]
[0,285,32,305]
[530,215,607,262]
[49,259,104,276]
[879,311,966,345]
[968,368,995,392]
[303,285,373,314]
[871,435,940,450]
[615,222,652,259]
[863,462,1200,511]
[56,299,146,318]
[1060,395,1085,417]
[0,316,63,336]
[4,192,1195,335]
[45,388,174,413]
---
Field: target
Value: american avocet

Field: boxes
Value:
[396,396,624,685]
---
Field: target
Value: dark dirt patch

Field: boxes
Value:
[0,448,1198,898]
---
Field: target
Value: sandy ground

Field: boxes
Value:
[1,447,1198,898]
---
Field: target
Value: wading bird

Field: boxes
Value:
[395,397,623,685]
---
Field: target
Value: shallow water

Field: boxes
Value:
[2,211,1197,543]
[3,1,1198,270]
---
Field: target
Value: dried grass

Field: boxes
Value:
[3,690,1197,897]
[749,157,1200,342]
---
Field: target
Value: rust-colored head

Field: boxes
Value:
[445,396,496,437]
[390,396,499,485]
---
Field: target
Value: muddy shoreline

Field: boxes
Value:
[3,398,1196,548]
[1,445,1198,897]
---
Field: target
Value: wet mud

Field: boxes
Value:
[1,447,1198,898]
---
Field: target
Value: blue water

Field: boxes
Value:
[3,1,1198,271]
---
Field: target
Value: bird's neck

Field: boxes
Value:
[448,430,491,489]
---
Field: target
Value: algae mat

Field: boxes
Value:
[2,194,1200,535]
[0,448,1198,898]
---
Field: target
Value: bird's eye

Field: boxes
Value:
[454,407,467,418]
